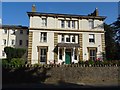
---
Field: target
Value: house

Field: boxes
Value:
[27,5,106,64]
[0,25,28,59]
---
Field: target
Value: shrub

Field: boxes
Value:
[4,47,26,60]
[10,58,25,67]
[2,59,9,66]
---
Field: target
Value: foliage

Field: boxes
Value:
[4,47,26,60]
[10,58,25,67]
[2,59,9,66]
[104,23,119,60]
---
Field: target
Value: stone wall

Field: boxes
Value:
[3,64,120,85]
[44,66,119,85]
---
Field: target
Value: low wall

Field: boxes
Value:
[45,66,120,85]
[2,65,120,85]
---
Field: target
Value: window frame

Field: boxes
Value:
[40,32,47,42]
[42,18,47,27]
[19,40,22,46]
[61,20,65,28]
[89,34,95,43]
[89,20,94,29]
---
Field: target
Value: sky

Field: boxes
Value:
[2,2,119,26]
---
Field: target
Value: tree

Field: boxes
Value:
[4,47,26,61]
[104,23,118,60]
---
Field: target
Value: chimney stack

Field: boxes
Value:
[95,8,99,16]
[32,4,36,12]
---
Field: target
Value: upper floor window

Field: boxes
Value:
[27,30,29,35]
[61,34,64,42]
[20,30,23,34]
[26,40,28,46]
[19,40,22,46]
[2,50,5,57]
[89,34,95,43]
[72,21,75,28]
[42,18,47,27]
[61,20,65,28]
[3,29,7,34]
[72,35,75,42]
[11,30,15,35]
[66,20,70,28]
[89,20,94,29]
[11,39,15,45]
[40,32,47,42]
[3,39,6,45]
[66,35,70,42]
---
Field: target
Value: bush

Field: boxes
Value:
[2,59,9,66]
[4,47,26,60]
[10,58,25,67]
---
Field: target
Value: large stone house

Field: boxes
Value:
[0,25,28,59]
[27,5,106,64]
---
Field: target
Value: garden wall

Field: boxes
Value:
[2,64,120,85]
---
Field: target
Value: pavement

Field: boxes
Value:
[2,82,120,89]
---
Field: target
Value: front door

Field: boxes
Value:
[65,52,71,64]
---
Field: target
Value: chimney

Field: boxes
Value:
[32,4,36,12]
[95,8,99,16]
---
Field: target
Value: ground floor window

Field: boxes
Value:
[59,48,62,60]
[88,48,97,61]
[74,49,77,60]
[40,48,47,62]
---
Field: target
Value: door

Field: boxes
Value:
[40,48,47,64]
[65,52,71,64]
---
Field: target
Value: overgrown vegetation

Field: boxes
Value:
[4,47,26,60]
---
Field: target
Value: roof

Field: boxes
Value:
[57,43,80,48]
[1,25,28,29]
[27,12,106,20]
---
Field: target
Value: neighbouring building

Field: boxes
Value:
[27,5,106,64]
[0,25,28,59]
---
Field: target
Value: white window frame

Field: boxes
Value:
[3,39,6,45]
[40,32,47,42]
[42,18,47,27]
[89,20,94,29]
[11,39,15,46]
[3,29,7,34]
[66,20,70,28]
[89,34,95,43]
[72,21,75,28]
[61,20,65,28]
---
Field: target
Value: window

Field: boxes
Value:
[66,20,70,28]
[61,20,65,28]
[19,40,22,46]
[89,34,95,43]
[11,30,15,35]
[72,21,75,28]
[42,18,47,26]
[11,39,15,45]
[3,29,7,34]
[89,20,94,29]
[20,30,23,34]
[66,35,70,42]
[59,48,62,60]
[3,39,6,45]
[40,48,47,62]
[2,51,5,57]
[26,40,28,46]
[40,32,47,42]
[61,34,64,42]
[27,30,29,35]
[72,35,75,42]
[89,49,96,61]
[74,49,77,60]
